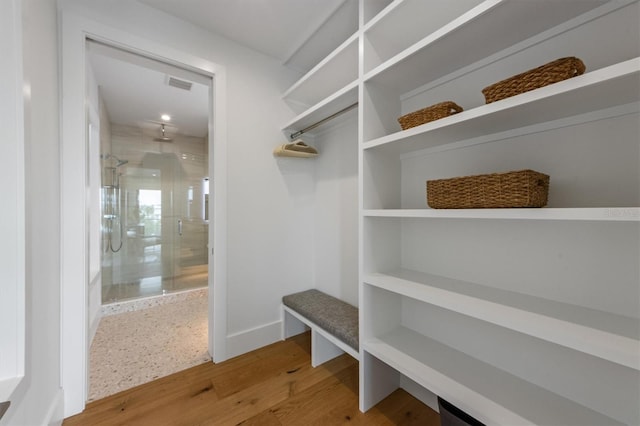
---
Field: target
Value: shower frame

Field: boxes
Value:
[102,157,127,254]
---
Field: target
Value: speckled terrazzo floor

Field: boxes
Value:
[88,288,211,402]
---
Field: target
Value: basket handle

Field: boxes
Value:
[449,103,464,114]
[571,57,586,76]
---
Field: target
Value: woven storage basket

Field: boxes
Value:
[482,57,585,104]
[398,101,463,130]
[427,169,550,209]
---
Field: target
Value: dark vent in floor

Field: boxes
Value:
[167,76,193,91]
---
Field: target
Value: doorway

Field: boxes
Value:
[85,39,212,399]
[87,40,210,304]
[60,14,228,416]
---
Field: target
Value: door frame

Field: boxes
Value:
[60,12,228,417]
[0,0,25,403]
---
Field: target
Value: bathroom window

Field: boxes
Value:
[138,189,162,237]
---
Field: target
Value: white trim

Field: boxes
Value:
[211,65,228,364]
[400,375,439,413]
[226,320,282,360]
[0,0,26,403]
[60,13,88,415]
[42,388,65,426]
[60,12,228,417]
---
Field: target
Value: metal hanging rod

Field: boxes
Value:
[289,102,358,140]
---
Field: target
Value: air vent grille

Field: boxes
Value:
[167,76,193,91]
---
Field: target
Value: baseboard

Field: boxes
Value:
[400,375,439,413]
[226,320,282,359]
[43,388,64,426]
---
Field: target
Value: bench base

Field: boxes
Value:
[283,306,359,367]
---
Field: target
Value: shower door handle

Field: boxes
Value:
[178,219,183,236]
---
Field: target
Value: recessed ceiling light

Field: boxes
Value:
[161,114,171,121]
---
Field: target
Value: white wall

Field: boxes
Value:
[312,112,359,307]
[2,0,64,424]
[57,0,313,360]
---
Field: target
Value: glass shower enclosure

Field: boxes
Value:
[101,150,209,303]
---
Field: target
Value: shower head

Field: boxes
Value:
[154,123,173,142]
[102,154,128,167]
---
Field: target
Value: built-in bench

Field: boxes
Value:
[282,289,359,366]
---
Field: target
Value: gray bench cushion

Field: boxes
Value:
[283,289,359,351]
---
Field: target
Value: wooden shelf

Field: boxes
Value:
[363,208,640,222]
[282,82,358,137]
[363,58,640,151]
[282,33,359,107]
[363,0,615,94]
[364,327,625,426]
[364,269,640,370]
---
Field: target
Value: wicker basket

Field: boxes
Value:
[398,101,463,130]
[482,57,586,104]
[427,169,550,209]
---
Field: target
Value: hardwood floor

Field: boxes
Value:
[64,332,440,425]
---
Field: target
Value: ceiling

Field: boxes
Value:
[138,0,355,71]
[88,0,357,138]
[88,41,211,138]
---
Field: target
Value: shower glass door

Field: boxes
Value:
[170,151,209,293]
[101,150,208,303]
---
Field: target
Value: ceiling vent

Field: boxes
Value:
[167,76,193,91]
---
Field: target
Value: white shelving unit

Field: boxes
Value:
[363,1,630,93]
[365,327,625,426]
[281,0,394,138]
[283,33,359,107]
[282,33,359,138]
[364,269,639,370]
[363,59,640,153]
[359,0,640,423]
[362,0,486,73]
[280,0,640,424]
[282,81,358,138]
[363,207,640,222]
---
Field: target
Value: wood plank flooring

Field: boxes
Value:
[64,332,440,426]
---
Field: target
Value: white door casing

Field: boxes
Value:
[0,0,26,406]
[60,12,228,417]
